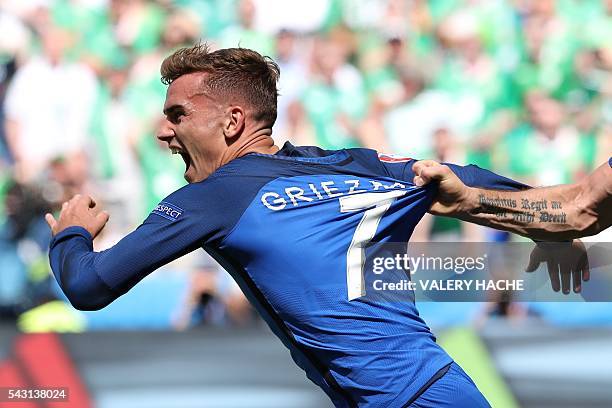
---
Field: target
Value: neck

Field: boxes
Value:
[223,127,279,164]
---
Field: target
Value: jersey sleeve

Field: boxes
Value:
[439,163,530,190]
[372,152,530,191]
[48,179,235,311]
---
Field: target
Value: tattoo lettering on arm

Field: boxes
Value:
[476,194,568,226]
[453,160,610,239]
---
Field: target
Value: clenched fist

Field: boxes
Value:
[412,160,474,216]
[45,194,109,239]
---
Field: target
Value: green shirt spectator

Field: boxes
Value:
[494,123,585,185]
[136,132,186,216]
[301,80,367,150]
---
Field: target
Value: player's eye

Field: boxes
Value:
[170,113,184,124]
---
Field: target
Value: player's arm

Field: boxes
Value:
[412,159,612,240]
[375,152,530,193]
[45,190,213,311]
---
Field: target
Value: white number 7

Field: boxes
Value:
[339,190,407,300]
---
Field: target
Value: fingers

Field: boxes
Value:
[560,262,571,294]
[60,195,101,219]
[412,160,450,187]
[529,241,591,295]
[89,202,103,216]
[547,260,560,292]
[68,194,81,205]
[412,160,439,175]
[53,194,106,238]
[582,256,590,282]
[573,246,588,293]
[525,247,541,272]
[91,210,110,239]
[96,210,110,225]
[69,194,96,208]
[45,213,57,232]
[412,160,437,186]
[572,267,582,293]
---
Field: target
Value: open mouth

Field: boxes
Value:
[170,146,191,172]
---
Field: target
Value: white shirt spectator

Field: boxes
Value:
[384,90,454,159]
[4,55,98,174]
[253,0,330,34]
[0,9,30,57]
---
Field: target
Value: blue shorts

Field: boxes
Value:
[409,362,491,408]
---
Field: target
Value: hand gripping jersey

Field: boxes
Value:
[49,143,526,407]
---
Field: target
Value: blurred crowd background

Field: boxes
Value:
[0,0,611,332]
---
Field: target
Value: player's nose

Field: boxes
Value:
[156,119,175,143]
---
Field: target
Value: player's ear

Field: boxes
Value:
[223,106,245,140]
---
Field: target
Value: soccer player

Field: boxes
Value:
[412,158,612,240]
[46,44,545,407]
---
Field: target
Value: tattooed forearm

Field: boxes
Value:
[437,159,611,240]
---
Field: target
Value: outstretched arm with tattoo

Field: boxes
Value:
[413,159,611,241]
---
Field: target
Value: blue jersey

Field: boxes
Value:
[49,143,526,407]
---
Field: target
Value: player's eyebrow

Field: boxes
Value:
[163,104,185,116]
